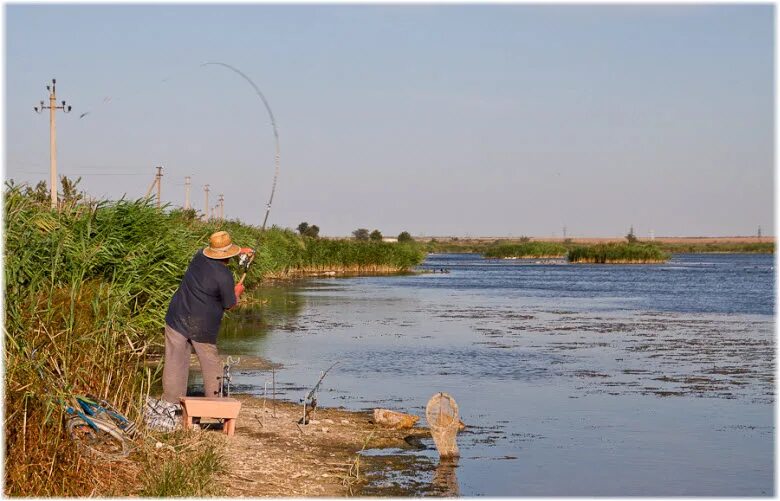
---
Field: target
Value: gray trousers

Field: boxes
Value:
[162,324,221,404]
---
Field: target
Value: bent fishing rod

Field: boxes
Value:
[79,61,281,231]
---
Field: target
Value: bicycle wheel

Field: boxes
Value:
[67,416,130,460]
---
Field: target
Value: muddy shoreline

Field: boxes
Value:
[209,395,435,497]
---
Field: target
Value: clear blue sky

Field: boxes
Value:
[5,4,775,237]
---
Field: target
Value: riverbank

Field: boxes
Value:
[219,395,431,496]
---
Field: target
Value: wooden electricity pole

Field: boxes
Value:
[34,78,72,209]
[144,166,164,207]
[155,166,163,209]
[184,176,191,209]
[219,193,224,220]
[204,184,210,220]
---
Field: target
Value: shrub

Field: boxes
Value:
[398,231,413,243]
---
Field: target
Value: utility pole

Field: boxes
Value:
[204,184,210,220]
[184,176,191,210]
[34,78,72,209]
[219,193,224,220]
[563,226,567,239]
[758,226,762,241]
[155,166,163,209]
[145,169,157,198]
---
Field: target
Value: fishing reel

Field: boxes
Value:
[238,248,255,271]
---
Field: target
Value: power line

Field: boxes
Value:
[13,171,150,176]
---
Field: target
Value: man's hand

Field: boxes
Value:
[234,283,245,299]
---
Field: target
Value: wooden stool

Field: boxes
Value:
[180,397,242,436]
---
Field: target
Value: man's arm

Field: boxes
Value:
[219,273,239,310]
[227,283,244,310]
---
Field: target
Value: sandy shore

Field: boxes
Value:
[203,395,431,497]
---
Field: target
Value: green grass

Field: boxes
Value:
[140,439,226,497]
[567,243,669,263]
[483,242,567,259]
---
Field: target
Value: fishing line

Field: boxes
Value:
[77,64,204,119]
[78,61,281,230]
[201,61,280,231]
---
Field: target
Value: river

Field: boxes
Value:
[218,253,774,496]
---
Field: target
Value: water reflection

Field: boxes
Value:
[431,458,460,496]
[219,285,306,349]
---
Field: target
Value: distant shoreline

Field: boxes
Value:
[417,237,774,255]
[415,236,774,244]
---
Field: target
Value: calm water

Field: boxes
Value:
[219,253,775,496]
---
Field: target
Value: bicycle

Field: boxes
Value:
[63,393,136,460]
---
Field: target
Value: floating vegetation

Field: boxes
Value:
[566,243,669,264]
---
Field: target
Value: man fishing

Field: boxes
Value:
[161,231,254,404]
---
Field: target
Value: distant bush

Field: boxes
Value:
[353,228,370,241]
[370,229,382,241]
[398,231,413,243]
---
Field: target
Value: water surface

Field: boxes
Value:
[219,253,774,496]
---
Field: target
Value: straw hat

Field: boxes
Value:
[203,231,241,259]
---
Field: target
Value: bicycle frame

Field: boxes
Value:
[63,395,135,437]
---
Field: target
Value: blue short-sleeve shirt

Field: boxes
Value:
[165,249,237,343]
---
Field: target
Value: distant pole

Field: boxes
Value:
[155,166,163,209]
[219,193,224,220]
[758,226,762,241]
[204,184,210,220]
[184,176,191,209]
[563,226,567,239]
[34,78,72,209]
[145,168,158,198]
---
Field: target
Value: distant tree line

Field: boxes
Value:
[297,223,415,243]
[297,222,320,238]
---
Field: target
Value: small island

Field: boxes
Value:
[483,242,567,259]
[567,242,669,264]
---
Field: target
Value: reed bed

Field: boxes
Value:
[3,185,424,496]
[567,243,669,264]
[483,242,567,259]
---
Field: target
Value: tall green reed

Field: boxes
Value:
[4,184,425,495]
